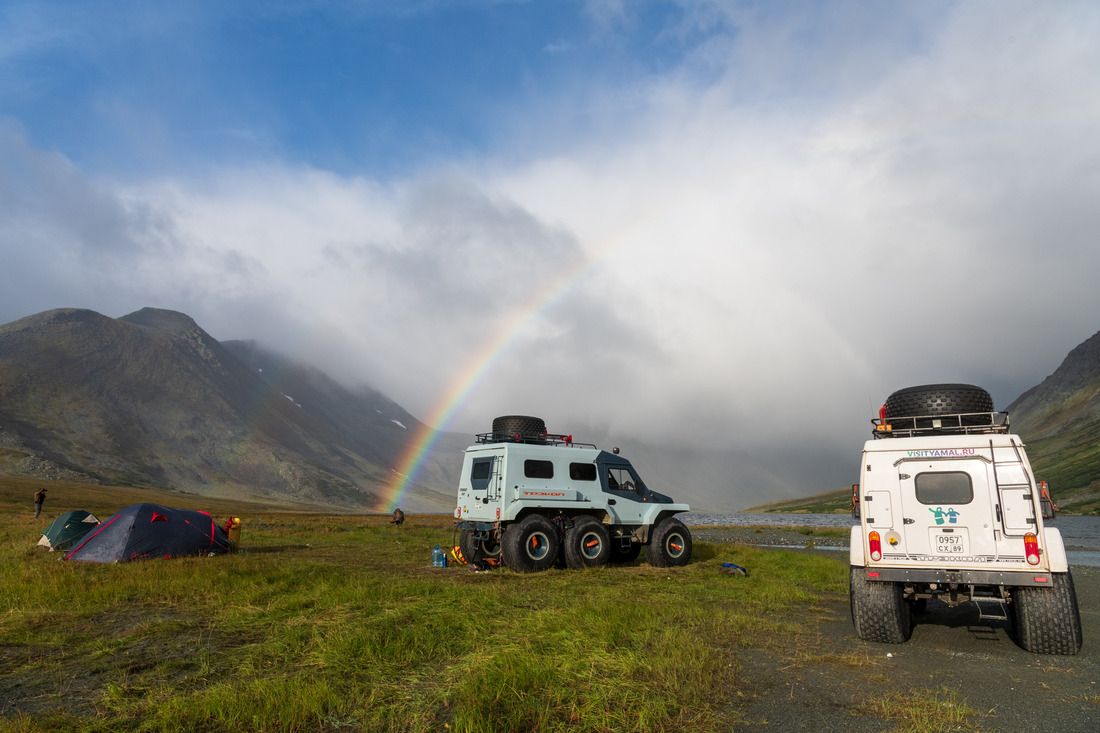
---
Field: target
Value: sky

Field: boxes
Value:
[3,0,1100,492]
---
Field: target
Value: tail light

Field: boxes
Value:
[868,531,882,561]
[1024,532,1040,565]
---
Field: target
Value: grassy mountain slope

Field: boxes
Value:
[1007,329,1100,514]
[0,308,461,511]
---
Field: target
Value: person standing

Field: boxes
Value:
[33,487,47,519]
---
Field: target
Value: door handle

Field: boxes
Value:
[608,499,616,505]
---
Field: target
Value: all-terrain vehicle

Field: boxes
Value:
[849,384,1083,654]
[453,415,693,572]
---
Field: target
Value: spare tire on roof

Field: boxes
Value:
[491,415,547,441]
[883,384,993,428]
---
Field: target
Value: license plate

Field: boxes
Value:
[934,532,965,554]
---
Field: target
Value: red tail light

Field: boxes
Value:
[1024,532,1040,565]
[868,531,882,562]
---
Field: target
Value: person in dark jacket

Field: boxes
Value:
[33,488,47,519]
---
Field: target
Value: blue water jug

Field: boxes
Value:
[432,544,446,568]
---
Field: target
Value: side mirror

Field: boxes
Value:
[850,483,861,520]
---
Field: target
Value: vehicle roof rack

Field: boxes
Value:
[871,411,1010,439]
[475,431,598,448]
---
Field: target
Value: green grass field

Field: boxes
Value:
[0,477,977,732]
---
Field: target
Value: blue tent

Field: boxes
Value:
[65,503,231,563]
[37,510,100,552]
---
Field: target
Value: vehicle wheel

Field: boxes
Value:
[479,533,502,561]
[460,529,501,565]
[501,515,559,573]
[645,518,692,567]
[1013,572,1083,655]
[491,415,547,441]
[883,384,994,428]
[458,529,480,564]
[849,567,912,643]
[563,516,611,569]
[610,537,641,564]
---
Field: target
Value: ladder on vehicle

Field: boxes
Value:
[990,438,1036,537]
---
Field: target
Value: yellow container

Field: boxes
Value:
[226,517,242,548]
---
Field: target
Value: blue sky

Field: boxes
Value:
[6,1,701,177]
[3,0,1100,500]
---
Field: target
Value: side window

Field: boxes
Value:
[607,467,639,494]
[470,458,494,491]
[524,460,554,479]
[570,463,597,481]
[914,471,973,505]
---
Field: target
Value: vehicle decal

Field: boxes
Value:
[905,449,976,457]
[929,507,960,525]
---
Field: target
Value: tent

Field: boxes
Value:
[65,503,231,563]
[37,510,100,552]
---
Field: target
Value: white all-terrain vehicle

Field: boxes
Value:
[453,415,693,572]
[849,384,1083,654]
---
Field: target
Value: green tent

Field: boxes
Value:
[37,510,100,552]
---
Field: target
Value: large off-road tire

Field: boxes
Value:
[458,529,480,564]
[491,415,547,441]
[501,514,559,573]
[562,516,611,569]
[459,529,501,565]
[645,518,692,567]
[609,537,641,564]
[883,384,994,428]
[1013,572,1083,655]
[849,567,913,643]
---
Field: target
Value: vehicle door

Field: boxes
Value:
[466,455,500,516]
[598,460,649,525]
[989,440,1039,557]
[895,457,998,562]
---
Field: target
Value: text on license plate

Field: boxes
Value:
[935,534,965,554]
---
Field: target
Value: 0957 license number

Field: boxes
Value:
[936,534,963,554]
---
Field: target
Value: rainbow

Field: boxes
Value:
[378,230,631,512]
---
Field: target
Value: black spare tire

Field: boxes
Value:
[491,415,547,441]
[883,384,993,428]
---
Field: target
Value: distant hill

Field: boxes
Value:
[1007,329,1100,514]
[0,308,464,511]
[743,486,853,514]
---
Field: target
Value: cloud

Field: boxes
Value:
[3,2,1100,496]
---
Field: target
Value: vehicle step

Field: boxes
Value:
[974,599,1009,621]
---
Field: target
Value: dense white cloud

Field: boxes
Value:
[2,1,1100,494]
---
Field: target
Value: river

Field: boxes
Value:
[680,512,1100,567]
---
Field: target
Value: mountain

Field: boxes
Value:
[0,308,464,511]
[1007,329,1100,514]
[0,306,869,514]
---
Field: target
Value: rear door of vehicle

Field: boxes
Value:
[896,457,998,563]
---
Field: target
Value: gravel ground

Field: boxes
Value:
[691,526,850,550]
[690,526,1100,731]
